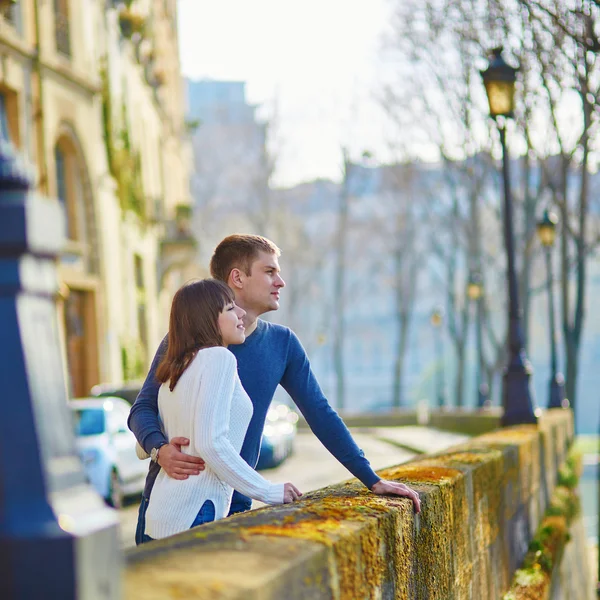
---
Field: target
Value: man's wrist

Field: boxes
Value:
[143,432,168,457]
[151,441,169,463]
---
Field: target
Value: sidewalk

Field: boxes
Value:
[351,425,471,455]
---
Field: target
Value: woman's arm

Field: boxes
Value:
[193,348,284,506]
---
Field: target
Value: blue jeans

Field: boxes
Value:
[136,494,252,545]
[190,499,215,528]
[135,498,218,545]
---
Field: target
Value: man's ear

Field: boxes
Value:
[229,268,244,289]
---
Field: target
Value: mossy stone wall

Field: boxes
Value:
[124,409,589,599]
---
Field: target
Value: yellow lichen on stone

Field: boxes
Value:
[240,494,399,600]
[379,464,463,485]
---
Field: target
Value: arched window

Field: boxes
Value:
[54,128,100,398]
[54,133,97,274]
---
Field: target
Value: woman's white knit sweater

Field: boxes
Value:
[145,346,285,539]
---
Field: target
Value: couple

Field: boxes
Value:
[128,234,421,542]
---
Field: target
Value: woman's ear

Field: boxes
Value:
[229,268,244,289]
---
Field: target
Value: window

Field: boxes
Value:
[0,93,9,142]
[54,0,71,57]
[2,0,21,32]
[55,145,75,239]
[55,139,90,262]
[73,409,105,436]
[0,89,20,146]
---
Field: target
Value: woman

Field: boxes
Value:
[144,279,301,540]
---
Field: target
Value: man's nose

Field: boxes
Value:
[275,275,285,288]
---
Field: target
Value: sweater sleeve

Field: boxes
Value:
[194,348,284,505]
[128,335,168,455]
[280,331,381,489]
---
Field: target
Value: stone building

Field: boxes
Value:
[0,0,194,397]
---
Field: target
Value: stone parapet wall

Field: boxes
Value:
[125,410,589,599]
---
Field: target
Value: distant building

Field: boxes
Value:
[275,162,600,434]
[0,0,194,396]
[186,78,270,259]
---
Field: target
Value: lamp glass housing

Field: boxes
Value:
[537,210,558,247]
[483,80,515,117]
[480,48,518,118]
[467,281,483,301]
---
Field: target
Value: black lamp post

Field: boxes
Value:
[430,308,446,409]
[480,47,538,426]
[536,209,567,409]
[467,272,488,408]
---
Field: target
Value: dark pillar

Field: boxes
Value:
[498,124,538,427]
[0,142,121,599]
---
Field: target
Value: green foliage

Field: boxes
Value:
[118,6,146,39]
[503,446,583,598]
[121,340,146,381]
[514,568,545,587]
[100,62,146,222]
[185,118,201,134]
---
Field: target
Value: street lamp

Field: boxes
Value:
[481,47,538,426]
[536,209,567,409]
[430,308,446,409]
[466,272,488,408]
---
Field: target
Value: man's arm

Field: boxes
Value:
[280,331,421,513]
[279,331,381,488]
[127,336,169,455]
[128,336,205,479]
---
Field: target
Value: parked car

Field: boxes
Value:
[256,403,298,470]
[91,383,298,470]
[69,397,148,508]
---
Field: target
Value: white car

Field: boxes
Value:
[69,397,147,508]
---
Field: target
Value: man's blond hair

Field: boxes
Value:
[210,234,281,283]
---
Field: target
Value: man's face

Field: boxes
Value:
[237,251,285,315]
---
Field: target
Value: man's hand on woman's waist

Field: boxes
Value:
[158,437,206,480]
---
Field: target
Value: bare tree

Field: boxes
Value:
[380,163,424,408]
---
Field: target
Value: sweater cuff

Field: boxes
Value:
[346,460,381,489]
[143,431,169,456]
[266,483,286,505]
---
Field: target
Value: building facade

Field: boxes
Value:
[0,0,193,397]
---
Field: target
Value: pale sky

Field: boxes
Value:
[177,0,394,187]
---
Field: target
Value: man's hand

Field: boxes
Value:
[370,479,421,513]
[283,483,302,503]
[157,437,206,480]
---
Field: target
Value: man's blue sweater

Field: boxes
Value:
[128,319,380,509]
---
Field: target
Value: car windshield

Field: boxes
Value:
[73,408,105,436]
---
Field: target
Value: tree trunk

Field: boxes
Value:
[392,316,409,409]
[455,340,466,408]
[332,154,350,411]
[565,335,578,411]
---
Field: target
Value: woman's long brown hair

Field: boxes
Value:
[156,279,235,391]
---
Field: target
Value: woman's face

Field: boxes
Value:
[218,301,246,345]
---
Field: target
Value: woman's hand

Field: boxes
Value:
[283,483,302,503]
[370,479,421,513]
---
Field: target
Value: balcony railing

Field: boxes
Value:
[54,1,71,57]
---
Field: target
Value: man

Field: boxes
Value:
[129,234,420,544]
